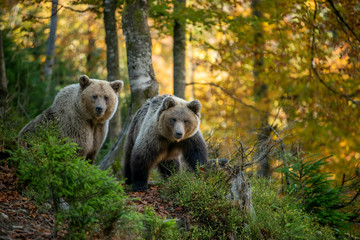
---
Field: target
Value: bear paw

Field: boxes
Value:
[132,182,149,192]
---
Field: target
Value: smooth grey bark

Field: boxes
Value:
[251,0,271,178]
[43,0,58,105]
[98,0,159,175]
[103,0,122,141]
[0,30,8,118]
[173,0,186,99]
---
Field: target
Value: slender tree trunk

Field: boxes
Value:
[103,0,122,141]
[98,0,159,175]
[251,0,271,178]
[188,44,196,100]
[0,30,8,119]
[43,0,58,105]
[173,0,186,99]
[86,14,96,73]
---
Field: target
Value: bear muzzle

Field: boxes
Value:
[95,106,103,116]
[173,122,185,140]
[175,131,183,139]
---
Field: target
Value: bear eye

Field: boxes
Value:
[92,95,98,100]
[184,119,189,124]
[170,118,176,123]
[104,96,109,101]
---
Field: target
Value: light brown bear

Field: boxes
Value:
[124,94,208,191]
[19,75,124,163]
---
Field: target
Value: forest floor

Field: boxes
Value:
[0,163,186,239]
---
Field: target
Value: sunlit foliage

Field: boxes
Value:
[3,0,360,181]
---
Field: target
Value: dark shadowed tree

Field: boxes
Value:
[98,0,159,175]
[0,30,8,118]
[103,0,122,141]
[43,0,58,105]
[251,0,271,178]
[173,0,186,99]
[86,14,97,73]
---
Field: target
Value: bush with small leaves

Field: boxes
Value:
[249,177,335,239]
[162,170,244,239]
[162,169,336,240]
[12,122,128,239]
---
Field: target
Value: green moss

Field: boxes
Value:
[111,157,122,175]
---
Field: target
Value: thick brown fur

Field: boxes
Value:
[124,94,208,191]
[19,75,124,163]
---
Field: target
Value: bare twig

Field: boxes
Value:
[241,142,278,169]
[23,3,96,20]
[59,4,98,13]
[334,187,360,209]
[186,82,273,116]
[326,0,360,43]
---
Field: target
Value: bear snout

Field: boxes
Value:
[173,122,185,140]
[175,131,183,139]
[95,106,103,116]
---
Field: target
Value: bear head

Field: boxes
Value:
[157,96,201,142]
[78,75,124,122]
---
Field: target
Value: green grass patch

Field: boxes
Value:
[162,169,336,240]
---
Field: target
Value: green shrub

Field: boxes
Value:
[162,168,336,240]
[12,122,128,239]
[162,170,244,239]
[277,153,350,229]
[142,207,181,240]
[248,177,335,240]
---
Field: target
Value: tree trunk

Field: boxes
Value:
[173,0,186,99]
[103,0,122,142]
[86,14,96,73]
[98,0,159,176]
[0,30,8,119]
[251,0,271,178]
[122,0,159,113]
[43,0,58,105]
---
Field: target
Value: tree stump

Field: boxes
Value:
[231,171,256,219]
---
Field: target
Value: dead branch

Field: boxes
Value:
[326,0,360,43]
[186,82,274,116]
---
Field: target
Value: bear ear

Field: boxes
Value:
[188,100,201,117]
[110,80,124,93]
[162,96,176,110]
[158,96,176,120]
[79,75,91,89]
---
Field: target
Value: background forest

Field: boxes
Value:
[1,0,360,239]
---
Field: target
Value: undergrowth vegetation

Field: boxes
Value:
[7,122,179,239]
[162,169,337,240]
[162,170,244,239]
[1,119,358,239]
[278,153,351,230]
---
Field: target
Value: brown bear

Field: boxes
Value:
[19,75,124,163]
[124,94,208,191]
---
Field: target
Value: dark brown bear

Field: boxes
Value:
[124,94,208,191]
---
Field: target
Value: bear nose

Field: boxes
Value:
[175,132,183,139]
[96,106,103,115]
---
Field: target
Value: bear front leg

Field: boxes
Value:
[182,131,208,171]
[130,152,154,191]
[85,151,97,164]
